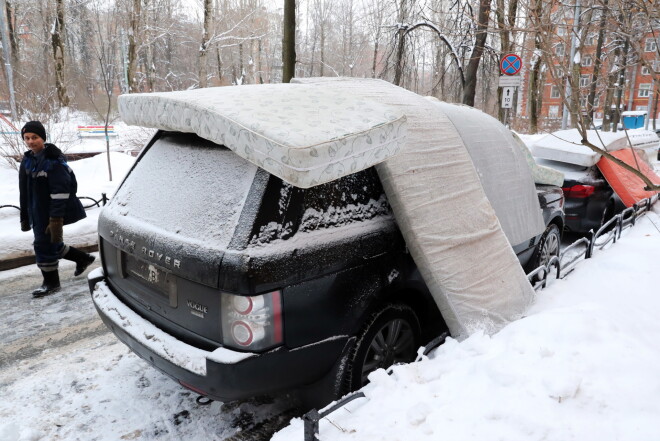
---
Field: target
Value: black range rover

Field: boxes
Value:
[89,130,563,408]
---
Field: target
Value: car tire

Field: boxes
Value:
[341,303,421,394]
[530,224,561,276]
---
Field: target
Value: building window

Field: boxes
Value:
[593,95,600,107]
[641,65,651,75]
[557,26,566,36]
[645,38,657,52]
[584,34,596,46]
[556,43,565,56]
[579,96,587,108]
[579,74,591,88]
[551,86,561,99]
[639,83,652,98]
[549,105,560,118]
[582,56,593,67]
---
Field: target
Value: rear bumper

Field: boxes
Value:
[564,198,600,233]
[87,269,350,402]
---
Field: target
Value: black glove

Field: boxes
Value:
[45,217,64,243]
[21,220,31,232]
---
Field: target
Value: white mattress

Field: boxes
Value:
[431,102,546,246]
[118,84,407,188]
[294,77,535,339]
[531,129,659,167]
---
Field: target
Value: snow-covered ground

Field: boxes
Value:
[1,205,659,441]
[275,208,660,441]
[1,124,660,441]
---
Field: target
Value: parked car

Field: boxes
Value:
[531,129,659,234]
[88,130,564,408]
[535,158,624,234]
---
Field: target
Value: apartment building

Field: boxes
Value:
[518,7,659,131]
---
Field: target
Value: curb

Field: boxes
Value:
[0,244,99,272]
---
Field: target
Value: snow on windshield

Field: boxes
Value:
[106,135,257,248]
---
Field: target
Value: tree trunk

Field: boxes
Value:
[5,1,18,67]
[587,0,609,125]
[528,58,543,133]
[653,90,659,131]
[319,26,325,76]
[612,39,630,132]
[216,48,223,83]
[51,0,69,107]
[257,38,263,84]
[372,40,379,78]
[462,0,491,106]
[602,40,624,132]
[570,58,581,128]
[198,0,212,88]
[282,0,295,83]
[393,0,407,87]
[126,0,141,92]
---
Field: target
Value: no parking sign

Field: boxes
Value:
[500,54,522,76]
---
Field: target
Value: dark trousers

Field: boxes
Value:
[32,221,64,272]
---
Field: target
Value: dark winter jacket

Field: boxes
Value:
[19,143,86,228]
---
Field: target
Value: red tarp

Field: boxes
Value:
[596,149,660,208]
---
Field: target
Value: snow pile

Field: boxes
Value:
[274,205,660,441]
[0,152,136,261]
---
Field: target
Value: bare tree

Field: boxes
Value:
[126,0,141,92]
[198,0,212,87]
[51,0,70,106]
[88,0,121,181]
[282,0,296,83]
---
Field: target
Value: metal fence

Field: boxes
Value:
[528,194,658,290]
[302,194,658,441]
[0,193,107,213]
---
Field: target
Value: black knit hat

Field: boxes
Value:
[21,121,47,141]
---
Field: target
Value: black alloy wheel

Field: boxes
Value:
[530,223,561,279]
[538,224,561,268]
[344,304,421,392]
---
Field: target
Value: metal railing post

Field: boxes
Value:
[303,409,320,441]
[302,391,366,441]
[586,230,595,259]
[102,193,108,206]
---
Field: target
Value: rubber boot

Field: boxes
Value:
[62,247,96,277]
[32,270,61,298]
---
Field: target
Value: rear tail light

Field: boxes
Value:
[562,184,595,198]
[221,291,282,351]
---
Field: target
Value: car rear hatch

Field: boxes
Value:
[98,132,260,348]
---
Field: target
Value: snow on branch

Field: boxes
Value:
[402,20,465,86]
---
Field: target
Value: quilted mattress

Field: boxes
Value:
[118,84,407,188]
[294,77,535,339]
[531,129,659,167]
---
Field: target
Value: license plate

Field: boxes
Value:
[123,253,178,307]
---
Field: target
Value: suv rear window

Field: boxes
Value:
[111,133,258,249]
[248,167,390,245]
[299,170,390,232]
